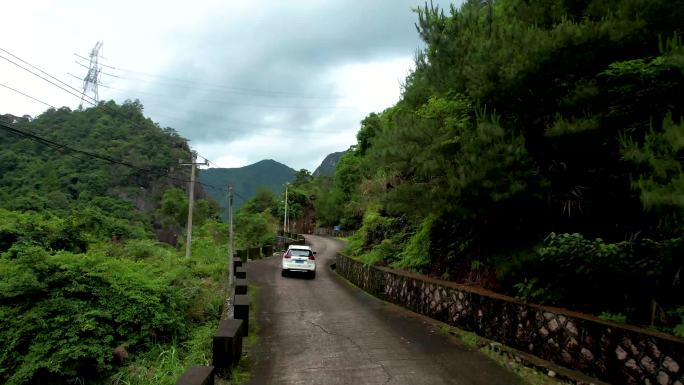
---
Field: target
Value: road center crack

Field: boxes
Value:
[306,320,393,385]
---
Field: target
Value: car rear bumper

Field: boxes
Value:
[282,261,316,272]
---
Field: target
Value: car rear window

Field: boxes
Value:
[289,249,312,257]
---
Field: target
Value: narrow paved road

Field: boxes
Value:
[245,235,520,385]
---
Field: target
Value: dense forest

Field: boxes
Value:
[231,169,322,248]
[311,0,684,335]
[0,102,227,385]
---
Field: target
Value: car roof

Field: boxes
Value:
[287,245,311,250]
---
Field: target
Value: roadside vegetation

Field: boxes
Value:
[307,0,684,336]
[0,103,227,385]
[234,170,323,242]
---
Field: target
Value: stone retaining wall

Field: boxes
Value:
[336,254,684,385]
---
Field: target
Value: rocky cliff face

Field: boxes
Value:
[312,151,346,177]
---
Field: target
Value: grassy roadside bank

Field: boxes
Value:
[106,224,230,385]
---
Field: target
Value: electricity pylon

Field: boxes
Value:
[79,41,103,108]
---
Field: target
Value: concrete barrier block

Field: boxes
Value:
[212,319,243,371]
[233,259,242,275]
[234,294,249,336]
[235,278,248,295]
[235,267,246,279]
[175,365,214,385]
[248,247,261,259]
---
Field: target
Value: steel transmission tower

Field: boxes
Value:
[79,41,103,108]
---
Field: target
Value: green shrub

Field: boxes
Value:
[513,277,560,304]
[344,206,403,258]
[512,232,682,325]
[670,307,684,338]
[0,209,87,253]
[360,238,400,266]
[0,223,228,385]
[390,214,433,272]
[598,312,628,324]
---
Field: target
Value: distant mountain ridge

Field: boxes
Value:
[199,159,296,212]
[312,151,346,177]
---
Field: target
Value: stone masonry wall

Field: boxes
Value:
[336,254,684,385]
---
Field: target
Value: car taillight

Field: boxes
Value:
[309,254,315,260]
[284,252,291,259]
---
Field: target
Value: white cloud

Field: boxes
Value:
[1,0,458,171]
[329,57,415,114]
[194,56,414,170]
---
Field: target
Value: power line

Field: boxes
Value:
[233,191,248,201]
[0,51,96,106]
[67,74,345,136]
[150,110,339,134]
[1,121,151,168]
[66,74,344,141]
[0,121,228,194]
[100,82,349,109]
[74,60,119,78]
[194,152,220,168]
[0,83,240,197]
[73,53,346,100]
[2,126,91,163]
[75,53,116,70]
[2,119,258,202]
[68,73,352,110]
[0,47,97,104]
[0,82,56,109]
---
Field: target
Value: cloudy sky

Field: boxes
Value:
[1,0,457,171]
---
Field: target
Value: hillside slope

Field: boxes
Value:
[0,101,207,238]
[0,101,225,385]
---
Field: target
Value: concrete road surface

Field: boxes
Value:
[245,235,521,385]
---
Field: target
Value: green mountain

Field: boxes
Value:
[199,159,296,212]
[312,151,346,177]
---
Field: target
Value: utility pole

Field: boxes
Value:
[228,185,234,284]
[179,153,208,258]
[283,183,289,234]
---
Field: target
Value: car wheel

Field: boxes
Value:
[281,269,287,277]
[310,271,316,279]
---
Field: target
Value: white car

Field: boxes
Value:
[281,245,316,278]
